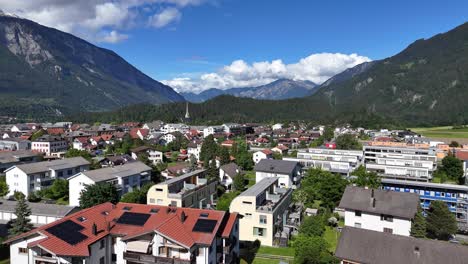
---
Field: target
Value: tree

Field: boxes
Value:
[272,152,282,160]
[294,235,338,264]
[335,134,362,150]
[189,154,198,171]
[216,191,240,211]
[299,215,326,237]
[9,195,33,236]
[120,184,153,204]
[410,205,426,238]
[219,147,231,165]
[232,173,245,191]
[441,155,464,184]
[351,166,381,188]
[207,160,219,181]
[64,149,92,161]
[449,141,460,147]
[200,135,218,168]
[426,201,457,240]
[0,176,9,197]
[79,183,119,209]
[299,169,348,210]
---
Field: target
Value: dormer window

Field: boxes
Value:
[77,216,87,222]
[123,206,132,211]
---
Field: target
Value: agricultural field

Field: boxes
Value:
[410,126,468,143]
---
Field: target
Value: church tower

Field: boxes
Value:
[184,101,191,120]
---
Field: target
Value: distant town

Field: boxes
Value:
[0,112,467,264]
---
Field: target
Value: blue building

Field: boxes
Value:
[381,178,468,232]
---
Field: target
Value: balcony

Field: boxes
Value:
[34,255,57,263]
[123,252,193,264]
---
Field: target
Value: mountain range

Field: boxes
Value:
[73,22,468,127]
[0,13,184,118]
[181,79,318,102]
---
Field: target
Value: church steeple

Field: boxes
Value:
[185,101,190,119]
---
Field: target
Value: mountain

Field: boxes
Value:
[0,14,184,118]
[181,79,318,102]
[73,22,468,127]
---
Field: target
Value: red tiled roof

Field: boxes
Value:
[129,128,149,139]
[456,151,468,161]
[6,202,237,256]
[101,134,114,141]
[262,149,273,155]
[46,128,65,135]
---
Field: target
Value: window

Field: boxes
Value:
[67,169,72,175]
[111,254,117,262]
[58,171,63,177]
[383,228,393,234]
[18,247,28,254]
[100,239,105,249]
[245,213,252,218]
[354,223,361,228]
[253,227,265,236]
[259,215,267,224]
[242,201,252,205]
[381,215,393,222]
[149,198,155,204]
[355,210,362,217]
[99,257,105,264]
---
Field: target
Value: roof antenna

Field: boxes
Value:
[92,223,98,235]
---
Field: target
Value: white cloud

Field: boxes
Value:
[163,53,371,93]
[0,0,207,43]
[148,7,181,28]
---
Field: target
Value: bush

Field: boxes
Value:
[27,192,41,203]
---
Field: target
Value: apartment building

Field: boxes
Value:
[68,162,152,206]
[230,177,292,246]
[254,159,302,188]
[382,178,468,232]
[0,138,31,151]
[284,148,363,176]
[336,227,468,264]
[5,157,90,198]
[161,123,190,134]
[31,135,68,156]
[363,145,437,181]
[203,126,224,138]
[147,169,217,209]
[339,186,419,236]
[0,150,42,173]
[5,202,240,264]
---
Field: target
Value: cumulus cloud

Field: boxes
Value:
[163,53,371,93]
[0,0,206,43]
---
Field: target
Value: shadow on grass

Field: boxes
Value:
[239,240,261,264]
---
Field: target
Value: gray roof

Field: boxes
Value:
[220,163,241,177]
[0,151,40,164]
[254,159,300,175]
[339,186,419,219]
[336,227,468,264]
[0,199,77,217]
[13,157,90,174]
[74,161,151,182]
[382,178,468,192]
[239,177,278,197]
[162,169,206,185]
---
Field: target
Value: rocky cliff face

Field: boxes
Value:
[0,14,184,118]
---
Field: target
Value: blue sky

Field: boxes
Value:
[3,0,468,92]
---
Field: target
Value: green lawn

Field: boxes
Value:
[245,171,256,187]
[257,246,295,256]
[410,126,468,139]
[241,259,281,264]
[324,226,340,252]
[0,259,9,264]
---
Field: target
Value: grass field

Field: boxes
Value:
[257,246,295,256]
[324,226,340,252]
[410,126,468,140]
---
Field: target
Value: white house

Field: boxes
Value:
[5,202,240,264]
[253,149,273,164]
[338,186,419,236]
[161,123,189,134]
[130,146,163,164]
[31,135,68,156]
[203,126,224,138]
[254,159,302,188]
[272,123,283,130]
[5,157,90,198]
[188,142,202,161]
[68,161,151,206]
[219,163,242,189]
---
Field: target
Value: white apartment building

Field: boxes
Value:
[203,126,224,138]
[230,177,292,246]
[5,202,240,264]
[5,157,90,198]
[0,150,42,173]
[339,186,420,236]
[254,159,302,188]
[161,123,189,134]
[31,135,68,156]
[0,138,31,151]
[130,146,163,164]
[68,162,151,206]
[284,148,364,176]
[147,169,217,209]
[364,145,437,181]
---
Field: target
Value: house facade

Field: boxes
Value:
[254,159,302,188]
[31,135,68,156]
[219,163,242,189]
[253,149,273,164]
[0,138,31,151]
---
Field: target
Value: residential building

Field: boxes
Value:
[129,128,149,140]
[253,149,273,164]
[162,131,182,144]
[130,146,163,164]
[203,126,224,138]
[142,120,164,132]
[271,145,289,155]
[0,150,42,173]
[68,162,151,206]
[254,159,302,188]
[272,123,283,130]
[335,227,468,264]
[5,202,240,264]
[455,150,468,179]
[230,177,292,246]
[381,178,468,232]
[188,142,202,161]
[147,169,217,209]
[339,186,419,236]
[219,163,242,189]
[364,145,437,181]
[0,199,77,226]
[284,148,363,176]
[31,135,68,156]
[0,138,31,151]
[222,123,242,135]
[161,123,190,134]
[5,157,90,198]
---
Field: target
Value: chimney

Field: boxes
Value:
[92,223,98,235]
[181,211,187,222]
[414,246,420,258]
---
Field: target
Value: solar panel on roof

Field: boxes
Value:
[116,212,150,226]
[192,219,217,233]
[46,220,88,245]
[150,208,159,213]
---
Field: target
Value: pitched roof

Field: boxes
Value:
[220,163,241,177]
[254,159,300,175]
[12,157,90,174]
[336,227,468,264]
[5,202,237,256]
[338,186,419,219]
[0,150,40,164]
[455,150,468,161]
[0,199,77,217]
[71,161,151,182]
